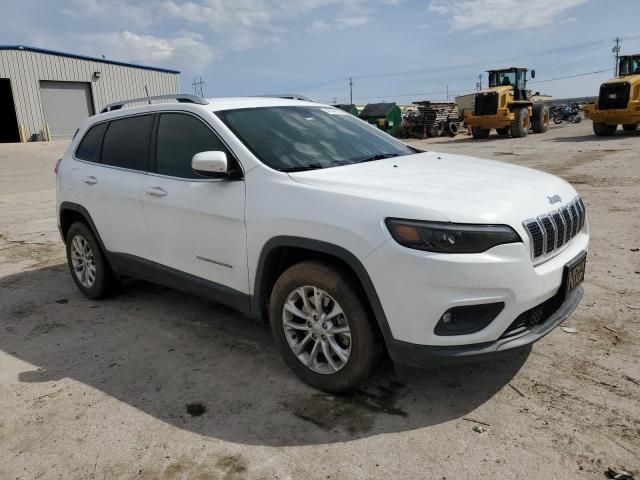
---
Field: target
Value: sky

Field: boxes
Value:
[1,0,640,104]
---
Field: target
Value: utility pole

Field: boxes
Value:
[476,73,482,92]
[612,37,621,77]
[192,77,205,97]
[446,85,449,101]
[349,77,353,105]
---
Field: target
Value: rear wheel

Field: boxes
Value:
[496,127,510,136]
[65,222,115,299]
[553,115,563,124]
[531,104,549,133]
[593,122,617,136]
[510,108,529,138]
[471,127,491,139]
[269,261,381,393]
[622,123,638,131]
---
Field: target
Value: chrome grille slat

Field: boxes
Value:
[523,196,586,261]
[551,211,566,247]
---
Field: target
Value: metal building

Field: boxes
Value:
[0,45,179,143]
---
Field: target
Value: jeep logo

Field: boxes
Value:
[547,194,562,205]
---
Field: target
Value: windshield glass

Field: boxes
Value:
[216,106,413,172]
[619,56,640,76]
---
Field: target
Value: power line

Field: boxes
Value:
[529,68,611,84]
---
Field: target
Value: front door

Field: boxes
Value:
[141,112,248,294]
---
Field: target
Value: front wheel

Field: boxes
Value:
[269,261,381,393]
[593,122,617,136]
[510,108,530,137]
[471,127,491,139]
[553,115,563,125]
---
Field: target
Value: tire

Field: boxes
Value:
[567,115,576,124]
[622,123,638,131]
[574,115,582,124]
[496,127,510,136]
[65,221,115,299]
[447,122,459,136]
[510,108,530,137]
[471,127,491,139]
[269,261,381,393]
[531,104,549,133]
[593,122,617,136]
[553,115,563,125]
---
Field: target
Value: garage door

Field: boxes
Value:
[40,81,94,139]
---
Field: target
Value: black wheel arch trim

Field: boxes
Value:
[252,236,395,343]
[59,201,108,253]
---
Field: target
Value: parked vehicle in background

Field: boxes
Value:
[584,53,640,135]
[551,104,583,124]
[56,94,588,393]
[464,67,550,139]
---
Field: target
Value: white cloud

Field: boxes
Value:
[428,0,588,31]
[38,31,216,72]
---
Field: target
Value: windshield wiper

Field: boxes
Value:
[280,164,325,172]
[354,153,401,164]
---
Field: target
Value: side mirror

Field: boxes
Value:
[531,69,536,79]
[192,151,228,177]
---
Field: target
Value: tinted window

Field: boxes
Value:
[156,113,228,179]
[76,123,106,161]
[101,115,153,171]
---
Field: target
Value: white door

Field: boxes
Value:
[141,112,248,293]
[73,115,152,260]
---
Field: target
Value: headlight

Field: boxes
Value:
[385,218,521,253]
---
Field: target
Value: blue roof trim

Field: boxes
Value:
[0,45,180,74]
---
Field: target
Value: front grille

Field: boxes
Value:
[523,196,586,260]
[598,82,630,110]
[501,290,566,338]
[474,92,499,115]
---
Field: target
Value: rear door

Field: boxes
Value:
[141,112,248,293]
[74,114,152,265]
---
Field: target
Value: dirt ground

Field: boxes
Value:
[0,122,638,480]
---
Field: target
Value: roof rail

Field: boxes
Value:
[256,94,314,102]
[100,94,208,113]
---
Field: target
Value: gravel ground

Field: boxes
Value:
[0,122,638,479]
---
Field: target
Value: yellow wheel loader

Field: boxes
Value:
[464,67,549,139]
[584,54,640,135]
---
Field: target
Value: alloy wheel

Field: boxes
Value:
[70,234,96,288]
[282,285,351,374]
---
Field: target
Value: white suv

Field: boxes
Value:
[56,94,588,393]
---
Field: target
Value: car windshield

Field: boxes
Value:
[216,106,413,172]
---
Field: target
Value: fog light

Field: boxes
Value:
[434,302,505,336]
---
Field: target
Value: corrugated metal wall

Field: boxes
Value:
[0,49,179,140]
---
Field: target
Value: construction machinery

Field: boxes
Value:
[584,54,640,135]
[464,67,549,139]
[396,101,463,138]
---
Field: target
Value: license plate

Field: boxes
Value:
[563,251,587,297]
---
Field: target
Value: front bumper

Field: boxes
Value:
[464,111,513,128]
[385,286,582,368]
[584,101,640,124]
[363,229,588,348]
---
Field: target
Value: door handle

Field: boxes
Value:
[145,186,167,197]
[82,176,98,185]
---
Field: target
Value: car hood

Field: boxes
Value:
[287,151,579,225]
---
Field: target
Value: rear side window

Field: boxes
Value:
[101,115,153,171]
[155,113,229,179]
[75,123,106,161]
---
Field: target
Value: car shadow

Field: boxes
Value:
[1,264,530,447]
